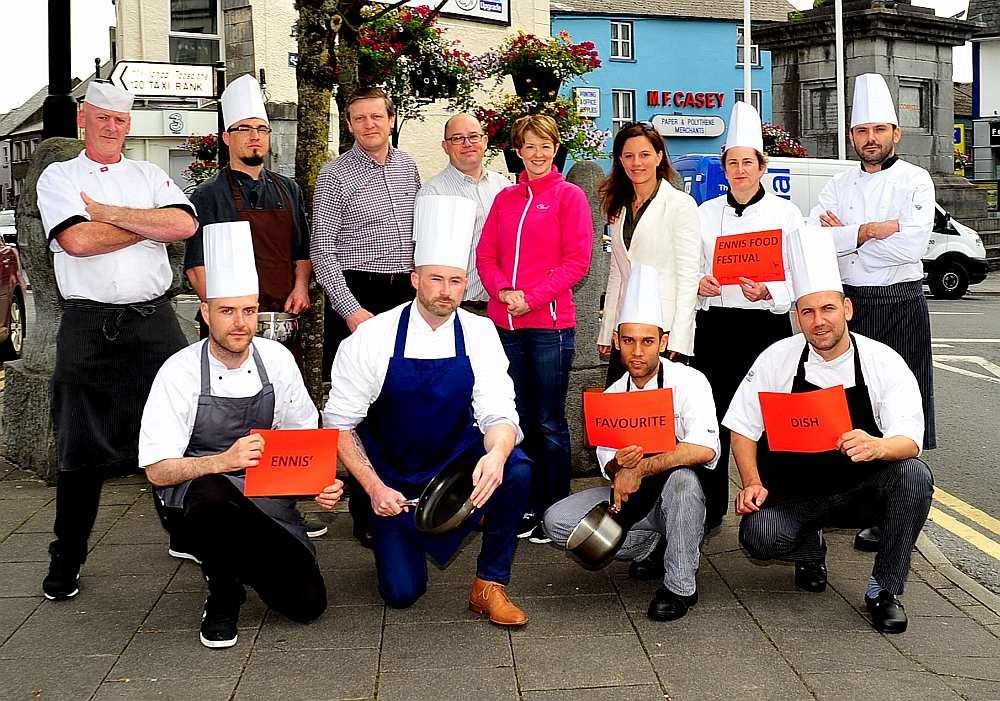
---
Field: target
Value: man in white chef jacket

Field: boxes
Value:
[724,229,933,634]
[35,81,197,601]
[543,265,719,623]
[323,195,532,627]
[139,222,343,649]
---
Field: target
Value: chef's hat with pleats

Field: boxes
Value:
[788,227,843,301]
[618,264,665,330]
[724,101,764,154]
[850,73,898,127]
[413,195,476,270]
[222,74,269,129]
[204,221,259,299]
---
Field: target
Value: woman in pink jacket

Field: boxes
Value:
[476,115,593,544]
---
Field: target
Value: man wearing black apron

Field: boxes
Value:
[543,265,721,623]
[724,230,933,634]
[323,196,532,626]
[139,222,342,649]
[35,81,197,601]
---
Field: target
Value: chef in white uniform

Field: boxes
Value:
[323,195,532,627]
[724,228,932,634]
[543,264,719,623]
[691,101,800,530]
[138,222,342,649]
[35,81,197,602]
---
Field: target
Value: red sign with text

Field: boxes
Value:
[584,388,676,453]
[759,386,852,453]
[244,428,338,497]
[712,229,785,286]
[646,91,726,109]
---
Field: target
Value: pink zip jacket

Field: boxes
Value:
[476,167,593,330]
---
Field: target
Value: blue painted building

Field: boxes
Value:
[551,0,793,161]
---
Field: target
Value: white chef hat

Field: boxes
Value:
[221,74,269,130]
[850,73,898,128]
[788,227,843,301]
[618,264,665,330]
[84,81,134,113]
[723,101,764,154]
[412,195,477,270]
[204,221,259,299]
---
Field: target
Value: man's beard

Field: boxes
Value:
[854,140,893,167]
[417,290,458,318]
[239,154,265,167]
[808,323,846,352]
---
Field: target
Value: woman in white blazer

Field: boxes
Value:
[597,123,702,386]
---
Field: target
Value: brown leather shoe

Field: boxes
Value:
[469,577,528,627]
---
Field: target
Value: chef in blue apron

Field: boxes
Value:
[138,221,343,649]
[323,194,532,627]
[723,229,932,634]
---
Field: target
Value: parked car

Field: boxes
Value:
[0,209,27,359]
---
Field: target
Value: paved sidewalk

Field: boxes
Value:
[1,466,999,701]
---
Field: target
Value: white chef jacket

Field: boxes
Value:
[137,338,318,468]
[596,360,720,478]
[323,303,522,441]
[36,150,195,304]
[806,158,934,286]
[697,192,801,314]
[722,332,924,453]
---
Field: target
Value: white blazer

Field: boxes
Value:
[598,180,703,356]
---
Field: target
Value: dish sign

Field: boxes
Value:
[244,428,338,497]
[584,388,676,453]
[759,386,852,453]
[711,229,784,286]
[651,114,725,138]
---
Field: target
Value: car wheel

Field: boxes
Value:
[929,261,970,300]
[0,292,25,359]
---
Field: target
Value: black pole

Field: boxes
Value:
[215,61,228,168]
[94,57,101,80]
[42,0,77,139]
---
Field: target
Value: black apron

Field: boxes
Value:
[52,294,187,472]
[756,335,884,500]
[155,342,311,551]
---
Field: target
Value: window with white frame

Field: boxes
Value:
[736,27,760,67]
[610,21,634,61]
[1,144,8,167]
[612,90,635,133]
[734,89,762,114]
[170,0,221,65]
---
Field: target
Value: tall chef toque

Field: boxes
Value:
[850,73,898,128]
[787,227,843,301]
[618,264,665,331]
[204,222,259,299]
[221,74,269,130]
[84,80,134,113]
[724,101,764,154]
[412,195,477,270]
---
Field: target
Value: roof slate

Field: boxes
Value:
[550,0,793,23]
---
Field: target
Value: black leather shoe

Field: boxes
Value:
[353,526,375,550]
[865,590,908,633]
[629,539,666,581]
[647,587,698,622]
[854,526,882,552]
[794,560,828,593]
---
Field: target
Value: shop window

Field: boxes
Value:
[898,81,930,131]
[734,89,762,114]
[803,82,837,134]
[170,0,221,65]
[612,90,635,133]
[610,21,633,61]
[736,27,760,67]
[1,144,7,167]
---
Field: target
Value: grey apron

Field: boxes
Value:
[156,341,311,551]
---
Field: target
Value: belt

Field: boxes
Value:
[344,270,411,284]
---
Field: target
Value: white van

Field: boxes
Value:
[673,154,989,299]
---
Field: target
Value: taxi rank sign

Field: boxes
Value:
[109,61,215,99]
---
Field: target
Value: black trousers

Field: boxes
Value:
[739,459,933,596]
[51,470,106,565]
[172,475,326,622]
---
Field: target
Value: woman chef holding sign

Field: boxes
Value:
[691,101,801,529]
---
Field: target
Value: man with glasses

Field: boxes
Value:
[417,113,510,315]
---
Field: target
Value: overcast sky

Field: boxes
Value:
[0,0,974,115]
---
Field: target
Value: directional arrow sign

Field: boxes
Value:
[109,61,215,99]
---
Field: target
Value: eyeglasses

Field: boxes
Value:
[445,133,485,145]
[228,125,272,136]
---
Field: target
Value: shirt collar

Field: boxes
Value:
[446,163,486,184]
[409,303,457,334]
[350,141,394,168]
[726,185,766,216]
[806,338,854,367]
[80,149,126,172]
[517,166,563,195]
[859,154,899,173]
[206,341,257,374]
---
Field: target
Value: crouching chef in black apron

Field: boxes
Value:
[723,229,932,634]
[138,222,342,649]
[35,81,197,602]
[322,195,532,627]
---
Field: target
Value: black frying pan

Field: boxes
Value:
[402,453,480,534]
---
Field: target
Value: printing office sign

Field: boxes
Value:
[651,114,726,138]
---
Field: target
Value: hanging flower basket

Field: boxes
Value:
[512,72,561,100]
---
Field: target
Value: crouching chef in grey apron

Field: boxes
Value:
[138,222,343,649]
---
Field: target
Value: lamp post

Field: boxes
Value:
[42,0,78,139]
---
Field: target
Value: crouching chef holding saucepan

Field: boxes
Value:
[322,195,533,626]
[138,222,343,649]
[723,229,933,634]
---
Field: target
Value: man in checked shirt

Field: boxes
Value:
[311,87,421,547]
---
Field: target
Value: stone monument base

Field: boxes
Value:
[3,360,58,484]
[568,365,604,475]
[932,174,988,223]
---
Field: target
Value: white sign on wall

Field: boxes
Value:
[403,0,510,24]
[650,114,726,138]
[574,87,600,118]
[110,62,215,99]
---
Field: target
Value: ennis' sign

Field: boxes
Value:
[647,91,726,109]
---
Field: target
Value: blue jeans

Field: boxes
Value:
[498,327,575,515]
